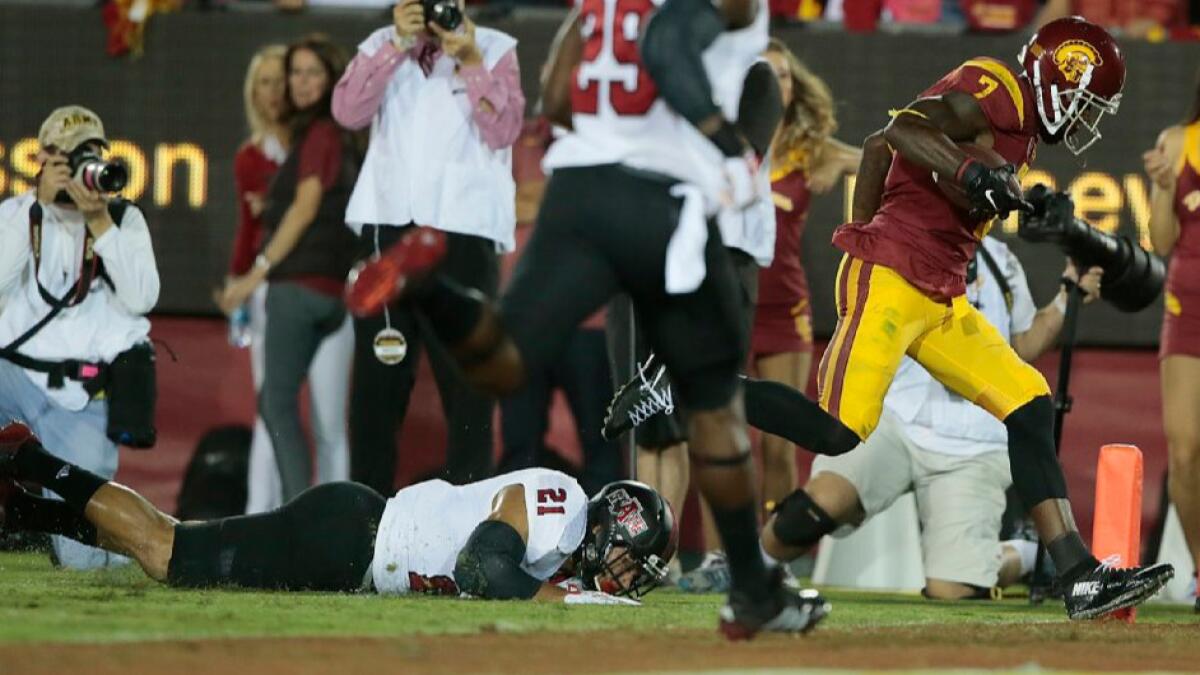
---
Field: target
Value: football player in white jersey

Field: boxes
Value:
[341,0,830,640]
[0,421,675,603]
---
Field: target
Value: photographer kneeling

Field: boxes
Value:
[0,106,159,569]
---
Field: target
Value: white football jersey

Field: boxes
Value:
[371,469,589,595]
[544,0,768,213]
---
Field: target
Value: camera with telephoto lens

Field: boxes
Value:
[421,0,462,31]
[68,145,128,194]
[1018,184,1165,313]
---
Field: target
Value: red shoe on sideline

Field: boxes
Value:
[0,421,35,479]
[345,227,448,318]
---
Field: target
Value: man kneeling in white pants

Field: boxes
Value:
[800,238,1101,599]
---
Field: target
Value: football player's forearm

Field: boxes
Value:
[454,520,542,600]
[882,95,989,181]
[851,131,891,222]
[640,0,724,132]
[736,61,783,158]
[883,114,967,181]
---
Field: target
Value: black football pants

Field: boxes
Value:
[166,482,385,591]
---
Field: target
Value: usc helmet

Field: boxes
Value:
[1018,16,1125,155]
[577,481,677,598]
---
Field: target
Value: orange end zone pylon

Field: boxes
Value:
[1091,443,1144,623]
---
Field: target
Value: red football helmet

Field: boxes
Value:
[1018,16,1125,155]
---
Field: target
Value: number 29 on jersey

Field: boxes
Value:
[572,0,659,116]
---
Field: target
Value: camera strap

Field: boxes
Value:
[28,201,100,308]
[0,288,106,391]
[0,201,123,391]
[976,243,1014,313]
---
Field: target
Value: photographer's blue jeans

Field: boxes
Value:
[0,359,129,570]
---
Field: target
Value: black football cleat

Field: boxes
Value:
[717,568,830,640]
[601,354,675,441]
[1062,560,1174,620]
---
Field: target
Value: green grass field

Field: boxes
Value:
[0,551,1196,674]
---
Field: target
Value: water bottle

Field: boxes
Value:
[228,304,252,348]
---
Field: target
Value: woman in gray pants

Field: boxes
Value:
[217,34,361,500]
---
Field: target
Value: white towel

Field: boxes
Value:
[664,184,709,294]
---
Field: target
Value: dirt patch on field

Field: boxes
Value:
[3,623,1196,674]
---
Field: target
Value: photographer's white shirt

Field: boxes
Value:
[0,192,159,411]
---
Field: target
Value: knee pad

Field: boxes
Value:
[1004,395,1067,507]
[770,489,838,549]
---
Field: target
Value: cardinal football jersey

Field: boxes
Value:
[544,0,768,212]
[371,469,589,595]
[832,57,1038,299]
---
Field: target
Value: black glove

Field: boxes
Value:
[958,160,1031,222]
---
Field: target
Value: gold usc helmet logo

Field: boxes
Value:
[1053,40,1102,83]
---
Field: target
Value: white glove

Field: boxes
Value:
[721,150,761,210]
[563,589,641,606]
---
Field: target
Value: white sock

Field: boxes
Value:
[1004,539,1039,576]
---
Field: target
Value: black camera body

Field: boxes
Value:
[68,145,128,194]
[422,0,462,31]
[1018,184,1165,313]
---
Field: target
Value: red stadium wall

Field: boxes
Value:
[121,317,1169,551]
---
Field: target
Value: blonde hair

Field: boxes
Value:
[766,38,836,170]
[243,44,287,144]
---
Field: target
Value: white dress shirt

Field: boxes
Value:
[342,26,518,251]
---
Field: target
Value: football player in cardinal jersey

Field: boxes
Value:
[607,17,1175,620]
[0,421,675,604]
[764,16,1171,621]
[342,0,830,640]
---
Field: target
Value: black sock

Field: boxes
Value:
[1004,396,1068,506]
[742,376,859,455]
[1049,531,1099,581]
[14,441,107,510]
[710,503,771,602]
[418,276,487,346]
[7,486,98,545]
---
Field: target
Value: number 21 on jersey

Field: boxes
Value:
[537,488,567,516]
[572,0,658,116]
